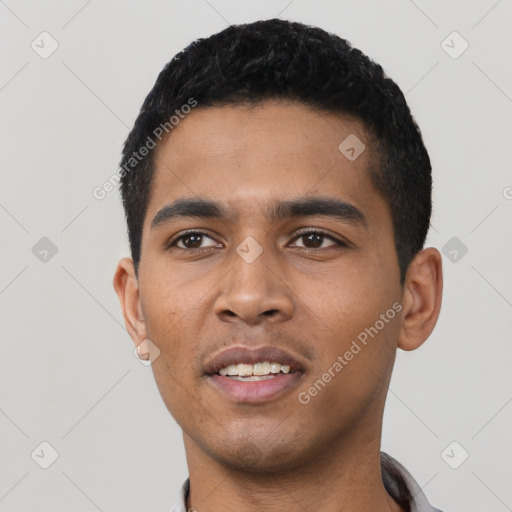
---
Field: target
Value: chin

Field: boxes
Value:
[219,447,300,474]
[206,433,311,474]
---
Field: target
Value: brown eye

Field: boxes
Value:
[169,231,221,250]
[301,233,324,248]
[179,233,204,249]
[291,230,344,249]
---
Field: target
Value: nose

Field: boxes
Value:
[214,247,294,326]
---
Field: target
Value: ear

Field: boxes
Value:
[398,247,443,351]
[113,257,146,346]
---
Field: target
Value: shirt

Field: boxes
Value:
[169,452,443,512]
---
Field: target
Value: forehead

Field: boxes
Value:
[146,100,385,229]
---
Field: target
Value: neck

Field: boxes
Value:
[182,424,403,512]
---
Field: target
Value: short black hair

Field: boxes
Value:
[119,18,432,282]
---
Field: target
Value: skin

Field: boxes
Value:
[114,100,443,512]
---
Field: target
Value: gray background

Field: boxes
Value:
[1,1,511,511]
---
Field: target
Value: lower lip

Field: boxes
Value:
[209,373,303,403]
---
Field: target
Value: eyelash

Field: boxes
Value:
[166,229,348,251]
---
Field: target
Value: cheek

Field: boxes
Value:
[141,263,209,325]
[295,264,401,407]
[296,316,399,433]
[300,258,397,331]
[139,272,206,371]
[323,278,401,374]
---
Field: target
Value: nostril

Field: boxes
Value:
[264,309,278,316]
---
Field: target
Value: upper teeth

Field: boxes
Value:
[219,362,291,376]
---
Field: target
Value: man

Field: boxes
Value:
[113,18,443,512]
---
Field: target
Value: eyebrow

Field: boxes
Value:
[151,196,368,230]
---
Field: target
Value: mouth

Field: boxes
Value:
[219,361,293,379]
[204,346,305,403]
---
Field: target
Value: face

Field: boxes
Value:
[130,101,405,472]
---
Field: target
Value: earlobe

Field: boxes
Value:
[397,248,443,351]
[113,258,147,345]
